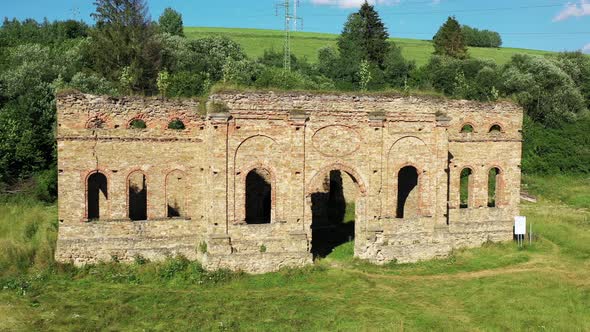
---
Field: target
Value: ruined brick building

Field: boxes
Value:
[55,91,523,273]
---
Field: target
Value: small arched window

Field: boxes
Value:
[396,166,419,218]
[168,119,185,130]
[129,119,147,129]
[488,167,501,207]
[87,117,105,129]
[87,171,108,219]
[459,168,473,209]
[489,124,502,134]
[460,124,474,133]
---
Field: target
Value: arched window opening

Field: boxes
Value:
[489,124,502,133]
[128,172,147,221]
[396,166,419,218]
[245,168,272,224]
[166,170,185,218]
[460,124,474,133]
[168,119,185,130]
[129,119,147,129]
[87,172,108,220]
[460,168,473,209]
[488,167,501,207]
[310,169,358,258]
[87,117,105,129]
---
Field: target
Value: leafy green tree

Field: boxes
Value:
[159,7,184,37]
[501,54,586,126]
[549,51,590,109]
[383,44,415,88]
[433,16,468,59]
[462,25,502,48]
[88,0,162,94]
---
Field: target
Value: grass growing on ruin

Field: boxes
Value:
[185,27,552,67]
[1,175,589,331]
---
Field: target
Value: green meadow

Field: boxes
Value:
[1,175,589,331]
[185,27,552,67]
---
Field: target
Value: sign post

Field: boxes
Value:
[514,216,526,247]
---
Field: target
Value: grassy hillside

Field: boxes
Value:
[185,27,552,67]
[1,175,589,330]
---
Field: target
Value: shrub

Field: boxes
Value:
[129,119,147,129]
[167,119,185,130]
[34,167,57,203]
[166,71,205,97]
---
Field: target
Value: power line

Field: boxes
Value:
[304,3,565,17]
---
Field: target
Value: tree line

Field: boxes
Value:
[0,0,588,200]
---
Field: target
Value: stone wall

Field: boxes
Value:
[55,91,523,273]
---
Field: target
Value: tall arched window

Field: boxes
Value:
[166,170,186,218]
[87,172,108,220]
[128,171,147,221]
[396,166,419,218]
[459,168,473,209]
[245,168,272,224]
[488,167,501,207]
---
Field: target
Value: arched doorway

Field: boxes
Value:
[245,168,272,224]
[307,166,364,258]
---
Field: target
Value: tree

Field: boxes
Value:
[462,25,502,48]
[433,16,468,59]
[383,44,415,88]
[159,7,184,37]
[338,1,390,67]
[88,0,162,94]
[501,54,586,126]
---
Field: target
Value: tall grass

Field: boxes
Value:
[0,175,589,330]
[0,196,57,274]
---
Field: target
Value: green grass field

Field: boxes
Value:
[1,175,589,331]
[185,27,552,67]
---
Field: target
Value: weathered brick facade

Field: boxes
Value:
[55,91,523,273]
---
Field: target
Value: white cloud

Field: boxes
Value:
[553,0,590,22]
[583,43,590,53]
[310,0,399,9]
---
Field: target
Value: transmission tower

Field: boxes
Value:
[276,0,302,72]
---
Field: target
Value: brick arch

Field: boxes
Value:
[126,169,149,220]
[459,121,476,133]
[306,163,367,197]
[394,162,424,218]
[387,135,432,155]
[237,163,277,224]
[458,166,476,209]
[488,122,504,133]
[83,169,110,220]
[233,134,278,160]
[486,165,505,207]
[126,116,149,129]
[85,114,111,129]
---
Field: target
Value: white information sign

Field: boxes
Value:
[514,216,526,235]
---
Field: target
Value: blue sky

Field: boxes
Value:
[2,0,589,52]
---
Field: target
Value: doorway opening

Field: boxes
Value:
[310,170,358,258]
[245,168,272,224]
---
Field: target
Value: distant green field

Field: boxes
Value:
[185,27,552,67]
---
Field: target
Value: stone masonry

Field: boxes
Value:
[55,91,523,273]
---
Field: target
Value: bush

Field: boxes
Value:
[383,45,415,88]
[34,167,57,203]
[522,115,590,174]
[166,71,206,97]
